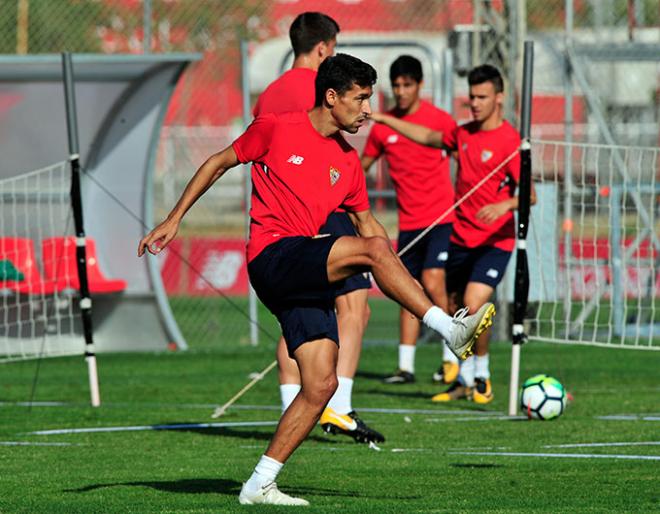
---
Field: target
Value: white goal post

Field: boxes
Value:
[517,139,659,350]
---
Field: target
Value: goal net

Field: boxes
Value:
[0,161,83,362]
[522,140,659,350]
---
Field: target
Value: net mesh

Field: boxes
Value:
[0,161,83,362]
[525,140,659,349]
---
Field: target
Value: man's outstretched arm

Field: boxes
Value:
[138,146,240,256]
[369,112,445,148]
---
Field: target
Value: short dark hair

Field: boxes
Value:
[315,53,377,107]
[468,64,504,93]
[289,12,340,57]
[389,55,423,83]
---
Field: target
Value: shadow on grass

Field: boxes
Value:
[450,463,504,469]
[65,478,241,495]
[160,424,330,444]
[65,479,418,501]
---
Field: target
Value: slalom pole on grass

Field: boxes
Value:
[508,41,534,417]
[62,52,101,407]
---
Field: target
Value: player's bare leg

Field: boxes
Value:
[276,337,301,412]
[240,338,338,506]
[334,289,370,378]
[321,288,384,443]
[423,268,459,384]
[463,281,496,403]
[327,236,494,359]
[383,309,419,383]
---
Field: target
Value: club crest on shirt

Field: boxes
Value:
[329,166,341,186]
[481,149,493,162]
[387,134,399,144]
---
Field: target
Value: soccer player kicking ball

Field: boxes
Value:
[361,55,460,386]
[371,64,535,405]
[138,54,494,507]
[254,12,381,444]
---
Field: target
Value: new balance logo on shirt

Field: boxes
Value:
[287,154,305,165]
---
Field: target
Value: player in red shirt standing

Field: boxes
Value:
[139,54,495,506]
[371,64,535,404]
[361,55,460,386]
[255,12,381,443]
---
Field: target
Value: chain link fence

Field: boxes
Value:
[2,0,658,349]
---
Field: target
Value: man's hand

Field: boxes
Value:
[369,112,386,123]
[476,201,511,224]
[137,218,180,256]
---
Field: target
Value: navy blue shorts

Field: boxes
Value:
[397,223,453,280]
[247,236,340,358]
[446,242,512,292]
[319,212,371,296]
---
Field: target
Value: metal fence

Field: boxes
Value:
[2,0,658,349]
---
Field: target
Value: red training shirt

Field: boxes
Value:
[443,120,521,251]
[362,100,457,231]
[253,68,317,117]
[232,111,371,262]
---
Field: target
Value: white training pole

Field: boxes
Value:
[86,355,101,407]
[211,360,278,418]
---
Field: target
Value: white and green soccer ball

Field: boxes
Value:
[520,374,567,420]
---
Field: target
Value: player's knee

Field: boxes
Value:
[304,374,338,406]
[365,236,391,263]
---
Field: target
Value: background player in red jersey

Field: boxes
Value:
[361,55,460,386]
[254,12,380,443]
[371,64,535,404]
[138,54,495,506]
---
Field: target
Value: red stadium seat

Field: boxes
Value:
[0,237,60,295]
[41,237,127,294]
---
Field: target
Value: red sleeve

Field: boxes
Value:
[232,114,277,164]
[342,157,371,213]
[440,114,458,145]
[362,124,384,159]
[442,122,458,150]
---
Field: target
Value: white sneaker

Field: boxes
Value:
[446,303,496,360]
[238,481,309,506]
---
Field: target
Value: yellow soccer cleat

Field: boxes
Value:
[472,377,494,404]
[432,361,460,384]
[431,381,472,402]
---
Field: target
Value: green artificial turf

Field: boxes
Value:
[1,299,658,513]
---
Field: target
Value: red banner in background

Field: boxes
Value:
[161,237,659,298]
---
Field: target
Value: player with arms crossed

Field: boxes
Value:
[254,12,381,444]
[139,54,495,506]
[371,64,535,404]
[361,55,460,386]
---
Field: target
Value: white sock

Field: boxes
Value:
[280,384,301,413]
[327,376,353,414]
[475,354,490,380]
[244,455,283,491]
[459,355,475,387]
[422,306,454,341]
[443,342,459,363]
[398,344,416,373]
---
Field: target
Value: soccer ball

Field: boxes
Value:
[520,374,567,420]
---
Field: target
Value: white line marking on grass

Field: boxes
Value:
[451,451,660,461]
[28,420,279,436]
[0,441,80,446]
[596,415,660,421]
[0,401,68,407]
[357,407,504,416]
[544,441,660,448]
[425,416,527,423]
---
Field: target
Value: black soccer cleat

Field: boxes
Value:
[320,407,385,444]
[383,369,415,384]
